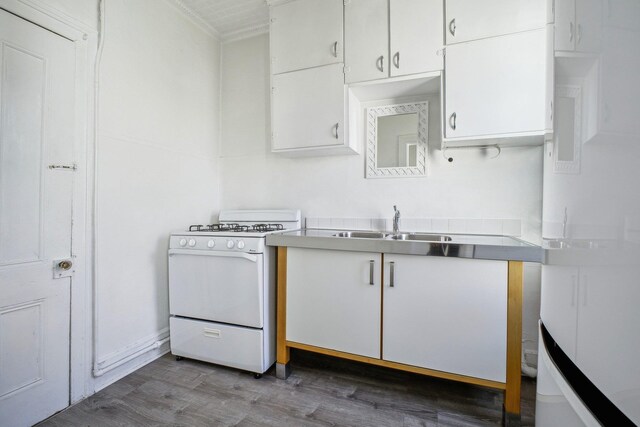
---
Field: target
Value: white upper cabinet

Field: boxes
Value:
[344,0,388,84]
[554,0,601,53]
[270,0,343,75]
[445,0,550,44]
[389,0,443,77]
[444,27,554,142]
[272,63,355,155]
[344,0,443,84]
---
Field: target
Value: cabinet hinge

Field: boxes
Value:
[344,0,351,5]
[271,86,275,94]
[343,65,351,74]
[437,48,445,57]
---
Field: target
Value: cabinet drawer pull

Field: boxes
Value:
[449,18,456,36]
[392,52,400,69]
[376,55,384,72]
[332,41,338,58]
[333,122,339,139]
[389,261,395,287]
[449,112,457,130]
[369,260,375,285]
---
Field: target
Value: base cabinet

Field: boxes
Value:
[286,248,508,381]
[382,255,508,382]
[286,248,381,358]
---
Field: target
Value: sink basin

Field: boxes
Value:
[390,233,452,242]
[333,231,389,239]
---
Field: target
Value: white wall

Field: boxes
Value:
[92,0,220,389]
[219,33,543,361]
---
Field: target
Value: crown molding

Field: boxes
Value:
[167,0,220,40]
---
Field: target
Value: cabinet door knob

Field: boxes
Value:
[376,55,384,72]
[577,24,582,44]
[333,122,339,139]
[389,262,395,287]
[369,260,375,285]
[449,18,456,36]
[449,112,457,130]
[332,41,338,58]
[392,52,400,69]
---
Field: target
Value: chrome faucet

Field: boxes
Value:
[393,205,401,235]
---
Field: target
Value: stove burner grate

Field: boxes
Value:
[187,223,284,233]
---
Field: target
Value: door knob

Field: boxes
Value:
[58,260,73,270]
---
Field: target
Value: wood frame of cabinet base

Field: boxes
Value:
[275,247,523,417]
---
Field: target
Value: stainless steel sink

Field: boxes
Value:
[390,233,452,242]
[333,231,389,239]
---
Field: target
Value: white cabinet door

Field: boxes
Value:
[444,28,552,140]
[270,0,343,74]
[540,265,579,360]
[445,0,549,45]
[575,0,601,53]
[286,248,381,358]
[382,255,508,382]
[344,0,388,84]
[272,64,346,153]
[389,0,443,77]
[554,0,576,52]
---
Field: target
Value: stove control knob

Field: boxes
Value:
[226,240,235,249]
[188,239,196,247]
[237,240,245,249]
[179,238,187,247]
[207,240,215,248]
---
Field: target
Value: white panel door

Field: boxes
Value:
[445,0,549,45]
[271,63,345,152]
[0,10,75,427]
[540,265,579,360]
[389,0,443,76]
[444,28,551,139]
[270,0,343,74]
[383,255,508,382]
[286,248,381,358]
[344,0,388,84]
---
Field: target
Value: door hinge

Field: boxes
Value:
[49,163,77,171]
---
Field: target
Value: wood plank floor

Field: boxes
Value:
[40,350,536,426]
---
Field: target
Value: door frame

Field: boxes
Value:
[0,0,96,404]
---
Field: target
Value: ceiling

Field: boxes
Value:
[177,0,269,41]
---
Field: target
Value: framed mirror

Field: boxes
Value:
[366,102,428,178]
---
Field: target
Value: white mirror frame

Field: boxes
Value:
[366,101,428,178]
[553,85,582,174]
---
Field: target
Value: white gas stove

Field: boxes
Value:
[168,209,301,377]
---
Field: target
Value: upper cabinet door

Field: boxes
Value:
[445,0,549,45]
[344,0,388,84]
[444,28,552,139]
[270,0,343,75]
[554,0,576,52]
[575,0,601,53]
[390,0,443,77]
[272,63,346,153]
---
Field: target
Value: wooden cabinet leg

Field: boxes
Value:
[504,261,523,422]
[276,247,291,379]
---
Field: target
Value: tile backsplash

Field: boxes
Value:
[305,217,522,237]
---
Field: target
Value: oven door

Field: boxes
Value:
[168,249,264,328]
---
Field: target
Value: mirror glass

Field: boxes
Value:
[376,113,419,168]
[553,86,581,174]
[366,102,428,179]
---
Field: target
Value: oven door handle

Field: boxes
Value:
[168,249,259,263]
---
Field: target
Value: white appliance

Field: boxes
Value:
[168,209,301,377]
[537,4,640,425]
